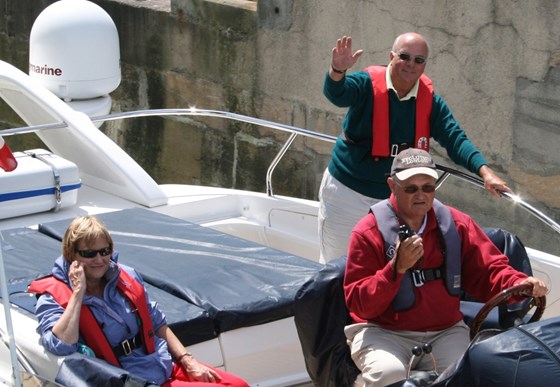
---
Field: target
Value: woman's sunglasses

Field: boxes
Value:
[77,246,113,258]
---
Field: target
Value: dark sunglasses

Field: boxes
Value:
[394,51,426,65]
[77,246,113,258]
[395,181,436,194]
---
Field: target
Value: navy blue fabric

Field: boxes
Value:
[433,317,560,386]
[37,208,322,336]
[1,223,215,346]
[4,208,321,346]
[0,227,60,280]
[461,227,533,330]
[55,356,158,387]
[294,256,359,387]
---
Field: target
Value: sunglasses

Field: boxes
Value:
[394,51,426,65]
[77,246,113,258]
[395,181,436,194]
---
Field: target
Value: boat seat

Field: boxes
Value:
[2,226,216,347]
[293,227,533,387]
[461,227,533,329]
[35,208,322,342]
[2,209,324,384]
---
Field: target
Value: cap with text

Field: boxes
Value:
[391,148,438,181]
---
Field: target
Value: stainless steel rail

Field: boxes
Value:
[2,108,559,236]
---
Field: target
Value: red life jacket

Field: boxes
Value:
[29,267,156,367]
[365,65,434,157]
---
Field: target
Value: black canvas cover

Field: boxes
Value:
[37,208,322,340]
[0,227,61,280]
[3,207,321,347]
[55,356,158,387]
[294,256,359,387]
[433,317,560,386]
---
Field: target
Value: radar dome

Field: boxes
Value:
[29,0,121,101]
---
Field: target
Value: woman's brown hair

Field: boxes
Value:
[62,216,113,262]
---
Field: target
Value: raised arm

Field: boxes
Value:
[51,261,86,344]
[329,35,363,80]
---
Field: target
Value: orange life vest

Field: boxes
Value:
[365,65,434,157]
[29,267,156,366]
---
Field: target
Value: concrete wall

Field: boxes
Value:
[2,0,560,222]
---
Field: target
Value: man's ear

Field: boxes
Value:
[387,176,396,193]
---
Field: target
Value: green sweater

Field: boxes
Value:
[323,70,488,199]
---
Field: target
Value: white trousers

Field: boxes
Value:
[318,168,380,263]
[345,321,470,387]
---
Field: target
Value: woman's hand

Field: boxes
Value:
[180,354,222,383]
[69,261,86,298]
[51,260,86,343]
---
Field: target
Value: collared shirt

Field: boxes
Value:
[386,63,420,101]
[417,215,428,236]
[35,256,172,384]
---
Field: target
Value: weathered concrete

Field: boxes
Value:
[2,0,560,245]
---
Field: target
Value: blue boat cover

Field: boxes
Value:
[433,317,560,386]
[4,207,321,347]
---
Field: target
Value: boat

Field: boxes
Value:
[1,1,560,386]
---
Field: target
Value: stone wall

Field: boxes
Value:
[2,0,560,225]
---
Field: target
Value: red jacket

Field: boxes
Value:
[344,195,528,331]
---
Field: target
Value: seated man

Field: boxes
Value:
[343,149,548,386]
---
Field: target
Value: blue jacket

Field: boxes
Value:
[35,253,172,384]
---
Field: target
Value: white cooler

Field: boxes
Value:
[0,149,81,220]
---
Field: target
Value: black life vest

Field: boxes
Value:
[370,199,462,311]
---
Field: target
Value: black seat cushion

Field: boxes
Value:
[461,227,532,328]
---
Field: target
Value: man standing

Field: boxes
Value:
[318,33,511,263]
[343,149,547,386]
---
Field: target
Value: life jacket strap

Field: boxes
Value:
[411,267,443,287]
[112,332,143,357]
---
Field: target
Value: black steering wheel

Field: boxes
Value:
[470,283,546,340]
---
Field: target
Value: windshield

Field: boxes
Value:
[435,173,560,258]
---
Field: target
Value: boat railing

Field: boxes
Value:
[2,108,560,236]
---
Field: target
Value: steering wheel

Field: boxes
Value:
[470,283,546,340]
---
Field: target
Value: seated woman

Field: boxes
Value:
[30,215,249,386]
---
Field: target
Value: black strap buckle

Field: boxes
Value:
[390,143,410,157]
[113,333,141,357]
[412,270,425,287]
[412,268,444,287]
[121,339,133,356]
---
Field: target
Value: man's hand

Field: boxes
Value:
[392,235,424,274]
[518,276,548,297]
[329,36,363,79]
[479,165,512,198]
